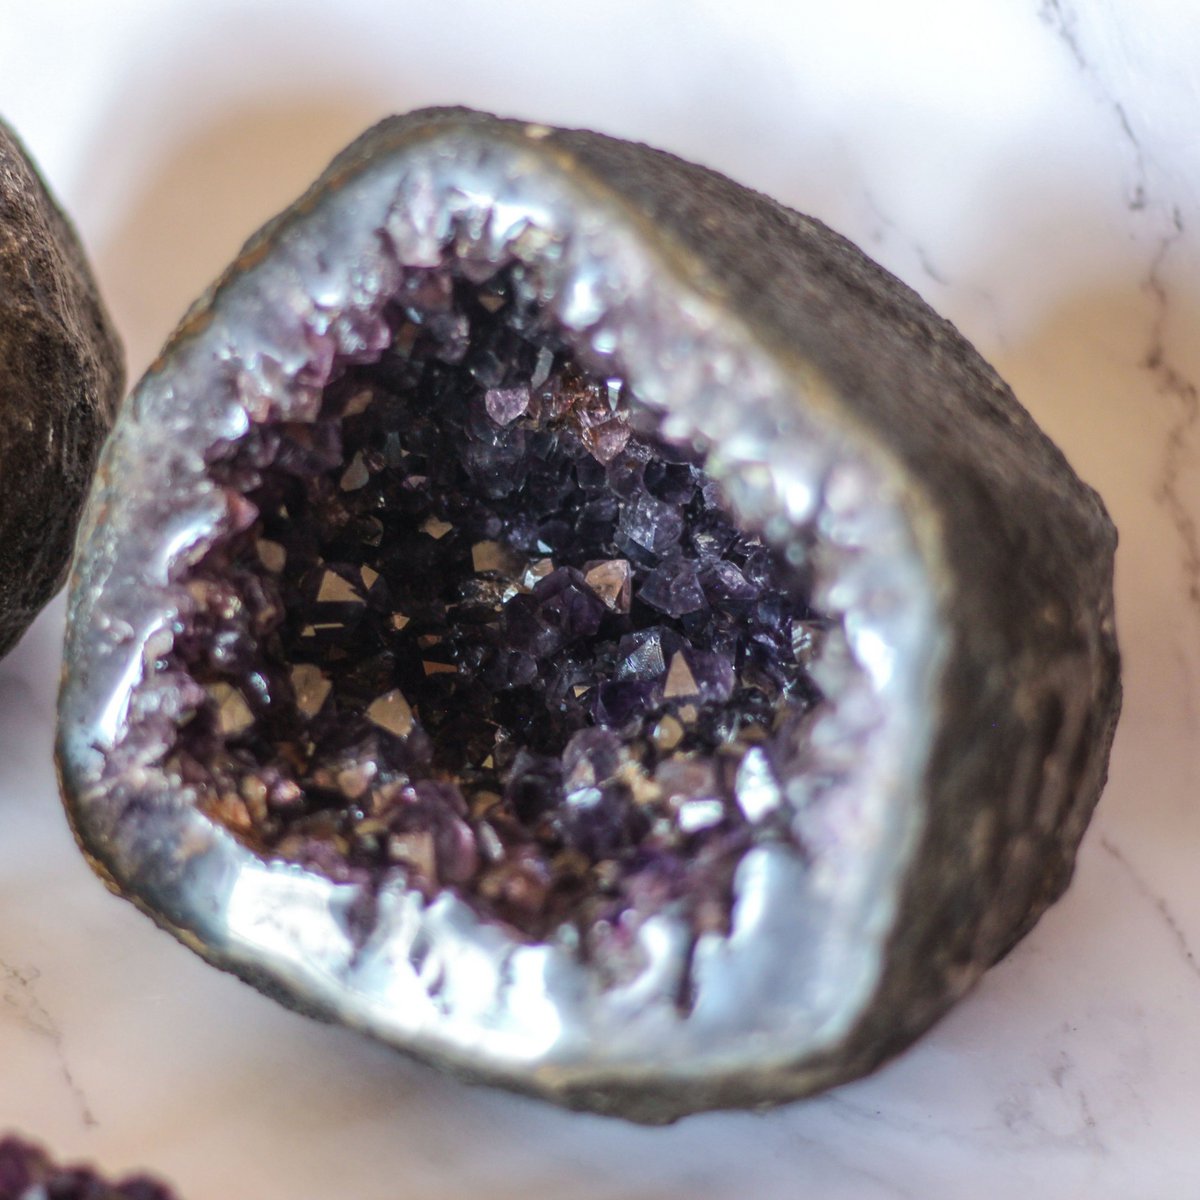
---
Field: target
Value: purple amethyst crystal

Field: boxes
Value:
[0,1137,175,1200]
[638,560,708,618]
[594,678,662,729]
[484,385,530,425]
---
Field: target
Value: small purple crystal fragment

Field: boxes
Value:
[701,560,760,604]
[505,750,564,823]
[679,649,735,704]
[504,593,567,658]
[620,492,683,554]
[563,726,625,787]
[531,566,607,640]
[638,560,708,618]
[595,678,662,729]
[645,459,699,505]
[0,1137,176,1200]
[559,780,646,859]
[386,780,478,886]
[485,386,530,425]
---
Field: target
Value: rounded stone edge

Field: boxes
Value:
[0,118,124,657]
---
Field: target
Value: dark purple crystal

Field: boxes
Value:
[638,560,708,618]
[164,262,822,942]
[0,1138,175,1200]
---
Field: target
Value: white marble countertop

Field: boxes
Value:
[2,2,1199,1196]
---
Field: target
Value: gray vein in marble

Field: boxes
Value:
[1037,0,1149,209]
[0,957,96,1126]
[993,1058,1105,1156]
[1048,1050,1103,1153]
[863,189,948,288]
[1100,835,1200,984]
[1139,212,1200,619]
[830,1073,1105,1159]
[774,1118,920,1200]
[1037,0,1086,69]
[859,190,1004,341]
[1037,0,1200,631]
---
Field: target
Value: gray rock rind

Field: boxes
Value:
[523,114,1123,1111]
[0,120,123,657]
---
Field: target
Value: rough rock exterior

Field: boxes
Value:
[0,120,123,657]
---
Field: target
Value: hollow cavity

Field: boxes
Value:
[168,263,827,945]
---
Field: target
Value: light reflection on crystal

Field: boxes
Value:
[735,747,782,821]
[256,539,286,572]
[677,798,725,833]
[664,652,699,699]
[366,689,414,737]
[208,682,254,735]
[317,570,360,604]
[472,540,518,574]
[583,558,631,612]
[484,386,530,425]
[652,715,684,751]
[291,663,331,717]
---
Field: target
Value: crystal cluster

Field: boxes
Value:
[169,266,823,943]
[0,1137,173,1200]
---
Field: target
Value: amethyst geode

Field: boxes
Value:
[0,119,122,657]
[57,108,1120,1121]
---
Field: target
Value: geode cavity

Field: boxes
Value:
[0,119,123,657]
[57,108,1120,1121]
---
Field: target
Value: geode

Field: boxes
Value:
[0,119,123,658]
[56,108,1120,1121]
[0,1136,174,1200]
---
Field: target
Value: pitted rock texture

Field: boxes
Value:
[0,119,123,657]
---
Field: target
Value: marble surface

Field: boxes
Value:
[1,1,1199,1196]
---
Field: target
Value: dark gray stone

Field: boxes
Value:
[0,120,123,657]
